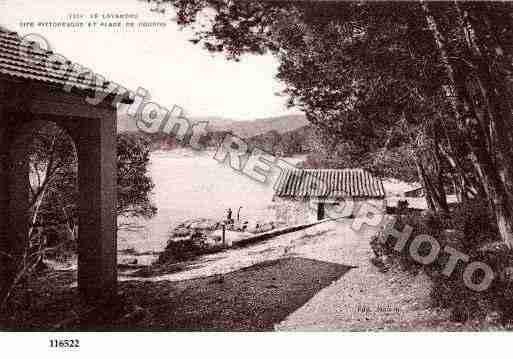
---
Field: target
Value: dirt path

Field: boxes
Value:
[276,220,482,331]
[2,219,481,330]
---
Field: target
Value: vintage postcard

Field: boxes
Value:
[0,0,512,354]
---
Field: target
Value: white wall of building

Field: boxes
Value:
[272,197,385,226]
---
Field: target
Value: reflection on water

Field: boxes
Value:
[119,149,305,254]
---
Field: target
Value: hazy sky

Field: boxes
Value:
[0,0,302,120]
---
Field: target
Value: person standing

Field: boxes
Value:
[227,208,233,224]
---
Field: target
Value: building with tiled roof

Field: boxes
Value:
[273,168,385,222]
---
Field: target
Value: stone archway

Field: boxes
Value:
[0,88,119,305]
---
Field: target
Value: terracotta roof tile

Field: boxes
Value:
[275,168,385,198]
[0,26,131,102]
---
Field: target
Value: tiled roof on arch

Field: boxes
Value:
[274,168,385,199]
[0,26,132,102]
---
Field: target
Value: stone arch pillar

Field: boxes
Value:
[72,116,117,303]
[0,116,31,302]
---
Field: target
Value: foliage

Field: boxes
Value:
[117,132,157,223]
[158,233,220,264]
[29,124,157,245]
[296,127,418,182]
[371,202,513,324]
[28,124,77,231]
[364,144,418,183]
[247,125,312,157]
[449,201,499,253]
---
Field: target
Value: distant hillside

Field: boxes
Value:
[118,113,308,138]
[201,114,308,138]
[246,125,314,157]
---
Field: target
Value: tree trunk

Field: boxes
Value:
[28,186,46,240]
[414,155,449,213]
[421,1,513,247]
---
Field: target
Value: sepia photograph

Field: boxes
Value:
[0,0,513,352]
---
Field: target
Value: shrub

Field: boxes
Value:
[450,201,499,253]
[371,209,449,273]
[157,232,220,264]
[370,201,513,326]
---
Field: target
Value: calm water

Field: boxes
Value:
[118,149,305,254]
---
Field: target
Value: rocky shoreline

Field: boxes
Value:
[157,217,287,264]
